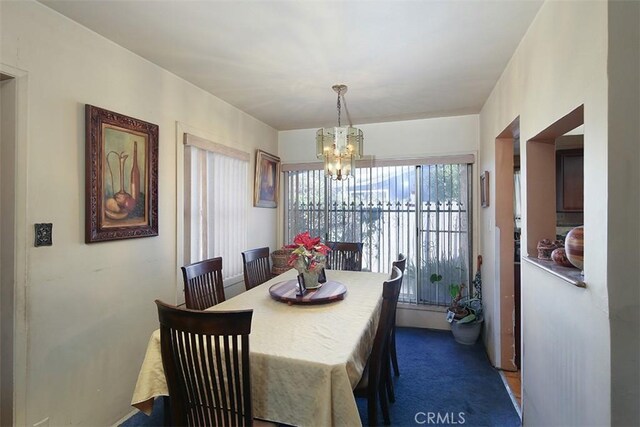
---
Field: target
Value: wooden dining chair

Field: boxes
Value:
[242,247,272,291]
[354,266,403,426]
[390,254,406,376]
[386,253,407,403]
[155,300,255,426]
[326,242,364,271]
[181,257,226,310]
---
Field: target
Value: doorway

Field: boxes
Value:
[0,72,17,427]
[495,118,520,372]
[495,118,521,411]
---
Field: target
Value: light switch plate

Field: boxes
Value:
[34,223,53,247]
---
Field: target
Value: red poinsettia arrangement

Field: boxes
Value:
[285,232,331,273]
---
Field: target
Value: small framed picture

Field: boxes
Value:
[480,171,490,208]
[254,150,280,208]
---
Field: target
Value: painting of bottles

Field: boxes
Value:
[102,126,147,227]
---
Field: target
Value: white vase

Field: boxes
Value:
[450,317,483,345]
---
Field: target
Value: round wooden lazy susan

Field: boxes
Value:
[268,280,347,305]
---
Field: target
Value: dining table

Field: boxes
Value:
[131,268,387,426]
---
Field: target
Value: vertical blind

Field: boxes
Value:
[184,135,249,283]
[284,160,472,305]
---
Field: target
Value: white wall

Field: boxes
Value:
[607,1,640,424]
[0,1,278,425]
[479,1,615,425]
[279,114,479,164]
[0,77,17,427]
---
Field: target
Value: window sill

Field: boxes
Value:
[522,256,585,288]
[224,277,244,289]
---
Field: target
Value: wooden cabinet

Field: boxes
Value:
[556,149,583,212]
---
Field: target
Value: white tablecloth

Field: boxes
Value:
[131,269,386,426]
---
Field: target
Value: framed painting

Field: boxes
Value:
[480,171,490,208]
[85,105,159,243]
[254,150,280,208]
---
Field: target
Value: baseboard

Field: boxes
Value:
[112,409,137,427]
[396,304,451,330]
[499,371,522,420]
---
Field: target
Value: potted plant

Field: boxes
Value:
[430,274,484,345]
[285,231,331,290]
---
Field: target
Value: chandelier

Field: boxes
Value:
[316,84,363,180]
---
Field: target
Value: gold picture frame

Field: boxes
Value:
[85,105,159,242]
[254,150,280,208]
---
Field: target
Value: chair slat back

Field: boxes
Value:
[181,257,226,310]
[368,267,403,387]
[241,247,271,290]
[326,242,364,271]
[155,300,254,427]
[392,253,407,274]
[390,253,406,325]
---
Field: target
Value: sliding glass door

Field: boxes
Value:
[284,162,471,305]
[415,164,471,305]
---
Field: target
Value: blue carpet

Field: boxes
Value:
[356,327,520,427]
[122,328,520,426]
[121,397,165,427]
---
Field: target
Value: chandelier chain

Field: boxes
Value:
[336,89,342,127]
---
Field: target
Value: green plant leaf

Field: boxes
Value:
[458,313,477,324]
[450,284,460,299]
[430,273,442,283]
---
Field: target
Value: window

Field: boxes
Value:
[284,158,472,305]
[184,134,249,283]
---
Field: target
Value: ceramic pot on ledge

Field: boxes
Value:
[564,226,584,270]
[537,238,562,260]
[551,248,574,268]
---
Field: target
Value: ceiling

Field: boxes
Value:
[40,0,543,130]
